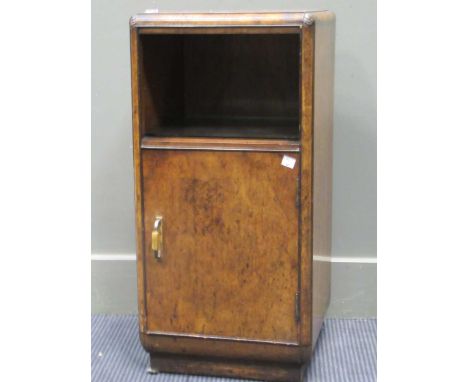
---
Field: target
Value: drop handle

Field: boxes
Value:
[152,216,163,259]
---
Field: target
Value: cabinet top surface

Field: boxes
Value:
[130,10,333,28]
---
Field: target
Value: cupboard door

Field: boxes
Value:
[141,150,300,343]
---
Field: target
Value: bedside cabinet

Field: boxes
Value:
[130,11,335,382]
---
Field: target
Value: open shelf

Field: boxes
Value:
[138,32,301,140]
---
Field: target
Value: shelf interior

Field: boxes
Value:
[139,32,300,140]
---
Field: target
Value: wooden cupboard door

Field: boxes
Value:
[141,150,300,343]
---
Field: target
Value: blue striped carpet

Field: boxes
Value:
[92,315,376,382]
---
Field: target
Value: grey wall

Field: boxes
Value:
[92,0,376,316]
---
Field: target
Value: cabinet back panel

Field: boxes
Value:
[141,150,300,343]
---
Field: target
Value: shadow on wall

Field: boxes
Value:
[327,49,377,318]
[332,50,376,259]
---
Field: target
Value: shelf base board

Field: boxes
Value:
[149,353,306,382]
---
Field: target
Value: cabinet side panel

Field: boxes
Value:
[130,26,147,332]
[311,11,335,349]
[298,22,314,346]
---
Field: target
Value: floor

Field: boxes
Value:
[91,315,376,382]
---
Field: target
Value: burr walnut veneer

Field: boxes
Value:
[130,11,335,382]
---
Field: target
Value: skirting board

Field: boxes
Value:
[91,256,376,318]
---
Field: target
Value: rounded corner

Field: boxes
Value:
[139,331,155,353]
[129,15,138,28]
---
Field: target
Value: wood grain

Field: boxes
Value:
[150,353,306,382]
[130,12,317,28]
[311,11,335,348]
[141,136,300,152]
[139,27,300,35]
[130,26,147,332]
[298,21,314,345]
[141,150,300,343]
[140,332,311,363]
[130,11,336,381]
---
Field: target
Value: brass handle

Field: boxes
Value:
[152,216,163,259]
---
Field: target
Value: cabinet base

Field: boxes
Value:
[149,353,306,382]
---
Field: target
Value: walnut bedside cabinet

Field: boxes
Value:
[129,11,335,382]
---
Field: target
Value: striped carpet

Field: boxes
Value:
[92,315,376,382]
